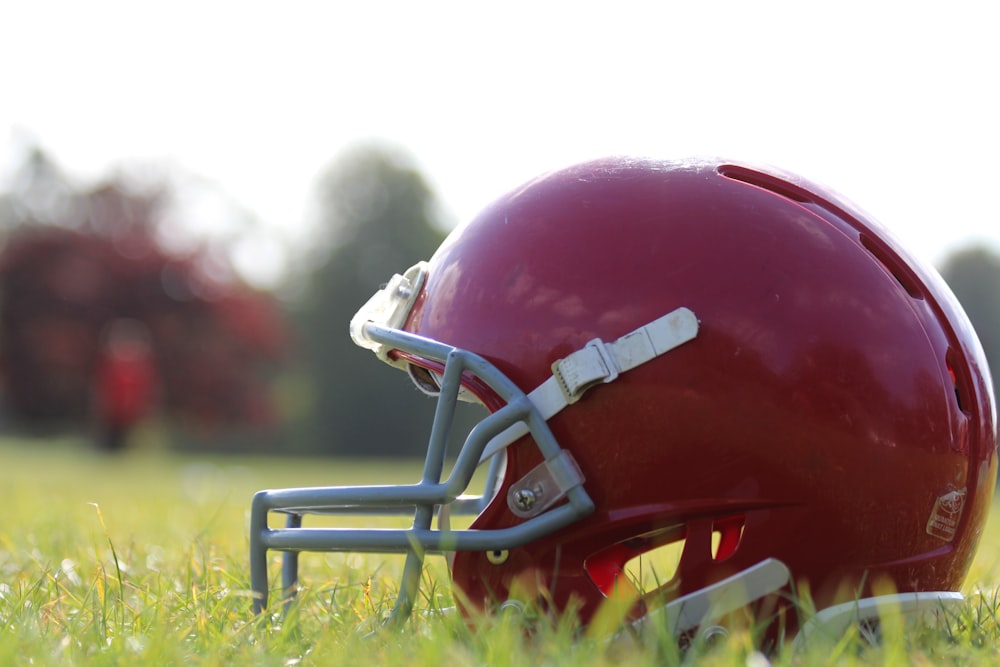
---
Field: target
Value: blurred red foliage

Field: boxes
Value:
[0,177,289,437]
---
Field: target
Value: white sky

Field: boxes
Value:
[2,0,998,287]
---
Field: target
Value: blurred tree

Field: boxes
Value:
[295,143,463,456]
[0,147,288,447]
[939,245,1000,395]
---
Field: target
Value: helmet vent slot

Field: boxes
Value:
[717,165,813,204]
[620,514,747,594]
[946,349,970,414]
[859,234,925,300]
[711,515,745,561]
[623,538,685,593]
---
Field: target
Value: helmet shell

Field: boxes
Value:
[404,157,997,621]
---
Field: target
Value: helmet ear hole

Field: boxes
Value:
[407,363,441,395]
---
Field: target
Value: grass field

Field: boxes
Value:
[3,434,1000,666]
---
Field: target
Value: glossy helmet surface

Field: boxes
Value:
[252,157,996,635]
[394,156,997,617]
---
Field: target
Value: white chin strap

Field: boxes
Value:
[793,590,965,648]
[480,306,699,462]
[634,558,792,636]
[628,558,963,646]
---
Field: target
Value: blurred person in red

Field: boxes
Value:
[93,319,157,451]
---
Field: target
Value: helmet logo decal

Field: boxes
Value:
[926,487,967,541]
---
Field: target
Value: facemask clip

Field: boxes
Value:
[350,262,428,365]
[508,449,585,518]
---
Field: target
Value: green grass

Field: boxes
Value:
[3,434,1000,665]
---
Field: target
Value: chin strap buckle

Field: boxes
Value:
[552,307,698,404]
[481,307,699,462]
[552,338,620,404]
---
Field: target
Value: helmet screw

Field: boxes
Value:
[512,488,536,512]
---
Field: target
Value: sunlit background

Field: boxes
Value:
[1,0,998,454]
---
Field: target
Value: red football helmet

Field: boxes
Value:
[251,157,996,641]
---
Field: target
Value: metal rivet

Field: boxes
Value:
[512,488,536,512]
[498,599,524,614]
[700,625,729,644]
[486,549,509,565]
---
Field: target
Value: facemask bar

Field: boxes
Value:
[249,321,596,621]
